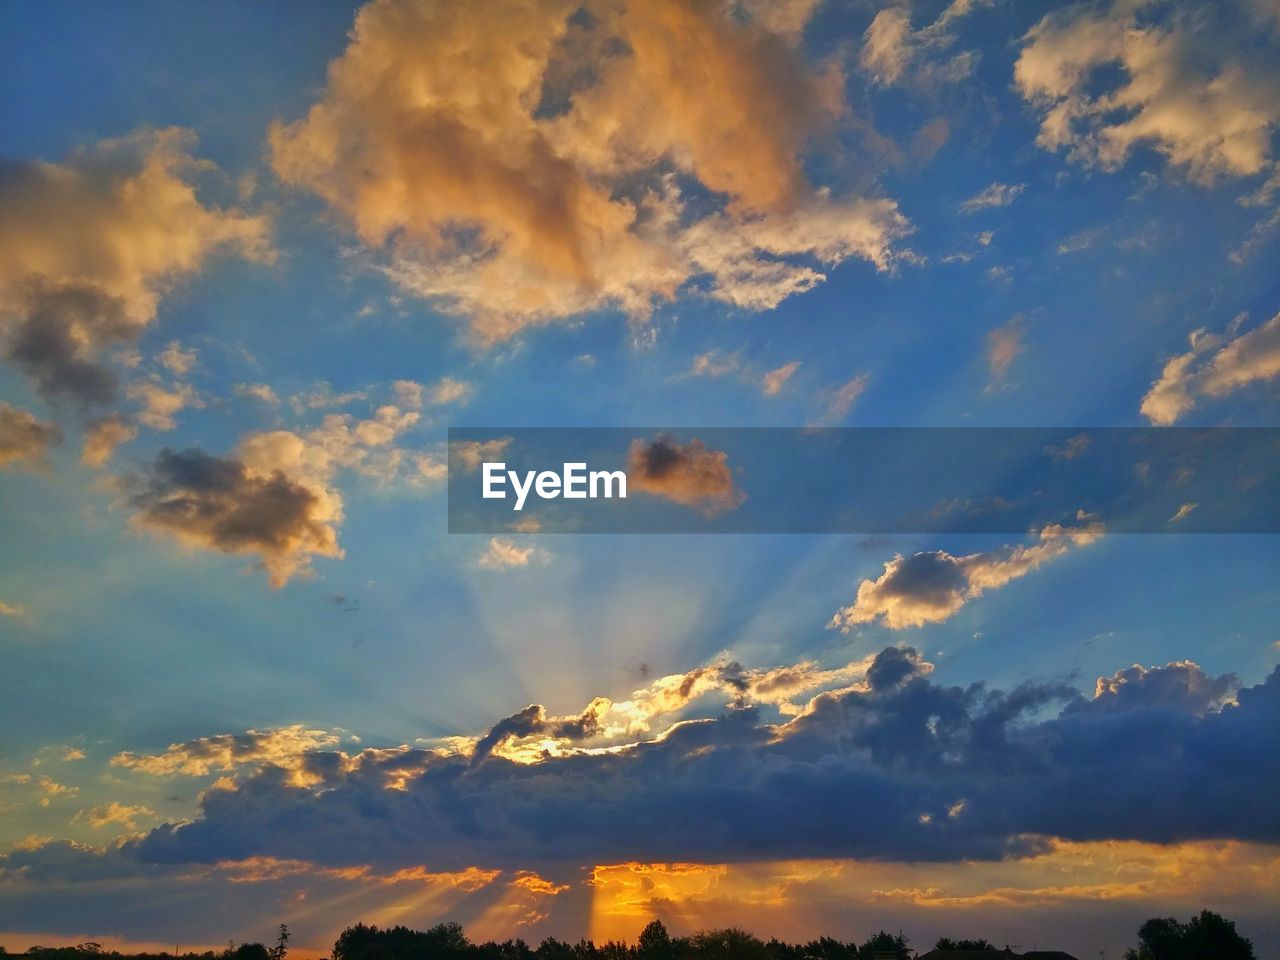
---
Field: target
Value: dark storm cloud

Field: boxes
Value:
[71,648,1279,874]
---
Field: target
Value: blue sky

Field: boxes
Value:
[1,0,1279,957]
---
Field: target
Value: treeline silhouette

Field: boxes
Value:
[5,910,1256,960]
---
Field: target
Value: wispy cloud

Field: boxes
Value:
[960,182,1025,212]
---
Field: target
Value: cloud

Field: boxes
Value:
[411,452,449,487]
[0,402,61,470]
[391,379,424,410]
[471,699,609,764]
[0,128,270,410]
[238,403,422,490]
[234,383,279,406]
[1014,0,1280,183]
[81,414,138,468]
[984,317,1025,389]
[510,870,570,896]
[627,436,745,514]
[0,599,30,621]
[156,341,197,376]
[761,360,801,396]
[476,537,548,570]
[127,379,201,431]
[73,802,156,830]
[389,378,476,412]
[3,279,130,409]
[111,726,341,779]
[288,382,367,414]
[831,521,1103,630]
[1083,661,1237,717]
[123,447,344,588]
[428,376,473,405]
[960,182,1025,213]
[860,0,987,88]
[25,775,79,807]
[860,8,913,85]
[1140,311,1280,424]
[690,351,741,379]
[269,0,909,341]
[451,437,513,473]
[83,647,1279,873]
[1043,432,1091,461]
[817,373,871,425]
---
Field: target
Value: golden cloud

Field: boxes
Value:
[832,520,1104,630]
[1015,0,1280,183]
[111,725,342,780]
[269,0,909,340]
[1141,311,1280,424]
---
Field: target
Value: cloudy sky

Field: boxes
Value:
[1,0,1279,957]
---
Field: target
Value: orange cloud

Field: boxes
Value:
[831,520,1103,630]
[627,436,745,515]
[1015,1,1280,183]
[111,725,341,779]
[587,841,1280,944]
[269,0,908,341]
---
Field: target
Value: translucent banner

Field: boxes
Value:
[447,428,1280,534]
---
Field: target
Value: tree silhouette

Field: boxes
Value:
[1123,911,1255,960]
[638,921,674,960]
[688,928,767,960]
[857,931,910,960]
[268,927,288,960]
[9,907,1260,960]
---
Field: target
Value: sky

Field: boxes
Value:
[1,0,1279,957]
